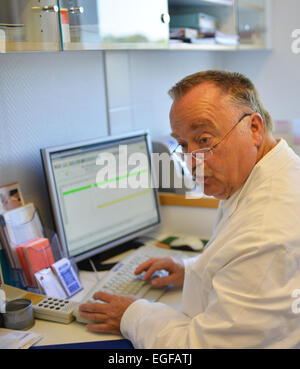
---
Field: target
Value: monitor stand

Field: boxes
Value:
[77,239,144,272]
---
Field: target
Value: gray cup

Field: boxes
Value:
[2,298,34,330]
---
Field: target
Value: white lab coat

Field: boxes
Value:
[121,139,300,348]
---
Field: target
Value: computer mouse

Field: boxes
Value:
[150,269,169,280]
[87,298,105,304]
[137,270,168,282]
[170,236,204,251]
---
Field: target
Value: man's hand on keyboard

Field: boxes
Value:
[79,291,137,334]
[134,257,185,287]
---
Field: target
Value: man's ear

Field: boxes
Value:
[250,113,264,147]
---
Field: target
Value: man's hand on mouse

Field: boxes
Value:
[135,257,185,287]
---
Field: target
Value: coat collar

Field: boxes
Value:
[218,139,287,220]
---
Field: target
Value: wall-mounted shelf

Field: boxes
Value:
[168,42,236,51]
[169,0,233,7]
[0,0,270,52]
[168,0,270,51]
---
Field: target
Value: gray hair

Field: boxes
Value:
[168,70,273,132]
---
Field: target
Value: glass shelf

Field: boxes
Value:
[169,0,234,7]
[0,0,270,52]
[168,0,269,51]
[58,0,169,51]
[0,0,61,52]
[237,0,267,47]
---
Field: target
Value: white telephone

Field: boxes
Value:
[2,284,79,324]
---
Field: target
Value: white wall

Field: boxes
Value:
[105,49,223,139]
[160,205,217,239]
[0,51,108,227]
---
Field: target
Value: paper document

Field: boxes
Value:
[3,203,43,246]
[0,328,43,349]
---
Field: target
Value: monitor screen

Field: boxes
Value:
[41,130,161,263]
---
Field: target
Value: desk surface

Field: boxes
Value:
[29,271,124,346]
[30,260,184,348]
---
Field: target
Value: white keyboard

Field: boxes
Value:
[74,245,190,323]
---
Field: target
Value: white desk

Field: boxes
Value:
[28,270,124,346]
[26,239,189,348]
[28,271,183,347]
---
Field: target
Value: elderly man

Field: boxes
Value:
[79,70,300,348]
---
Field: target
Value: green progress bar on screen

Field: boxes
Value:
[62,169,149,196]
[63,185,92,196]
[94,169,148,187]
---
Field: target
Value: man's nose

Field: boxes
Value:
[187,142,199,153]
[187,142,199,160]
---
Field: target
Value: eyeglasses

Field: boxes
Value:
[172,113,253,163]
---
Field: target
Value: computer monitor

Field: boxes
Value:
[41,130,161,268]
